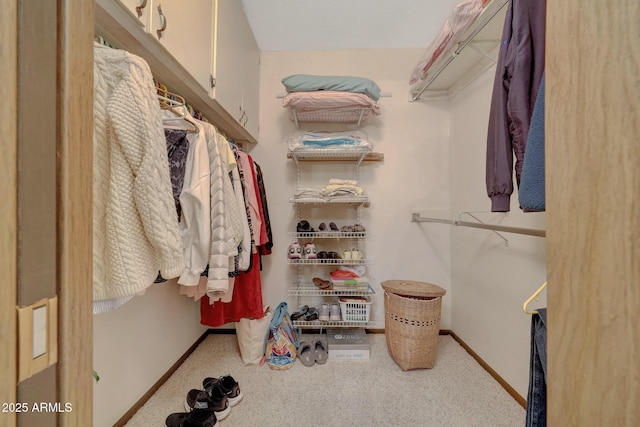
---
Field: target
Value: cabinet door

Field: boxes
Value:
[213,0,246,122]
[214,0,260,138]
[240,27,260,138]
[119,0,151,27]
[149,0,215,94]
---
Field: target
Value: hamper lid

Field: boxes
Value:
[381,280,446,297]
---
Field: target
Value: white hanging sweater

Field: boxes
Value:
[93,44,185,300]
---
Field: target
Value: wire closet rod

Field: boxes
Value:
[411,213,546,238]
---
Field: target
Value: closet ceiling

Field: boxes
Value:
[241,0,462,51]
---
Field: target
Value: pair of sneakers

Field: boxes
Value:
[318,303,341,321]
[288,241,317,259]
[165,375,242,427]
[342,248,363,260]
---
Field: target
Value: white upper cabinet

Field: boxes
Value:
[118,0,151,27]
[95,0,259,143]
[147,0,259,139]
[149,0,216,96]
[212,0,260,138]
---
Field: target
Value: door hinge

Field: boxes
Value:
[210,75,216,89]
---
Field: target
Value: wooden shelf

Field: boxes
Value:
[94,0,257,144]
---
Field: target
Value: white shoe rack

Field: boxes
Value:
[287,148,382,330]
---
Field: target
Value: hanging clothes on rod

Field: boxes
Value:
[486,0,547,212]
[200,138,273,327]
[158,90,200,134]
[92,42,185,313]
[526,303,547,426]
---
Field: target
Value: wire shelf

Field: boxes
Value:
[292,319,372,329]
[289,196,370,206]
[289,107,377,128]
[288,258,368,265]
[289,231,368,239]
[288,285,375,297]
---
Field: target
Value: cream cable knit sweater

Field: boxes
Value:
[93,45,185,300]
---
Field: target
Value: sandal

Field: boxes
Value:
[318,222,327,231]
[329,222,339,232]
[312,277,331,289]
[313,337,328,365]
[297,341,315,367]
[317,251,327,259]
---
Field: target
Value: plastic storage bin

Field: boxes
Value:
[381,280,446,370]
[339,296,372,323]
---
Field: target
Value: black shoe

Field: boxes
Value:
[203,375,244,407]
[304,307,319,321]
[296,220,315,233]
[290,305,309,321]
[185,387,230,421]
[166,408,218,427]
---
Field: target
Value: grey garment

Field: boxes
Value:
[486,0,546,212]
[164,128,189,219]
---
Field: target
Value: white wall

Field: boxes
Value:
[252,48,453,329]
[93,280,206,427]
[448,68,547,398]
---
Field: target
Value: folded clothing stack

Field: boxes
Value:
[330,266,369,290]
[281,74,383,124]
[287,130,374,152]
[322,179,364,197]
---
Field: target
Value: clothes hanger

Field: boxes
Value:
[158,91,200,134]
[523,281,547,315]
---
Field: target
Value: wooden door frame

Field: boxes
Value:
[547,1,640,425]
[0,0,18,423]
[56,0,94,425]
[1,1,93,426]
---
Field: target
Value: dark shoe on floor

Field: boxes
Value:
[203,375,244,407]
[166,408,218,427]
[185,387,230,421]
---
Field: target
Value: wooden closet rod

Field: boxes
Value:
[411,213,546,238]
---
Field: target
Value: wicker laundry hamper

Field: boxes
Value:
[381,280,446,370]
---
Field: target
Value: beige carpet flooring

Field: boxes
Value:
[125,333,525,427]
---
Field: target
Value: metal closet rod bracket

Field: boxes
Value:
[411,211,546,245]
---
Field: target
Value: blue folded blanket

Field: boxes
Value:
[519,73,545,211]
[282,74,381,101]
